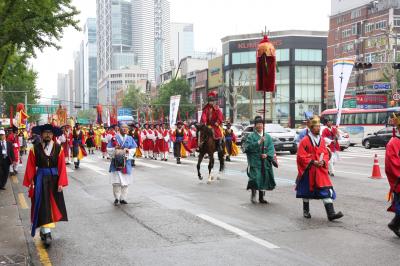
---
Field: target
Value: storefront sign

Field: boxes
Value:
[236,39,283,50]
[372,82,391,90]
[356,94,387,105]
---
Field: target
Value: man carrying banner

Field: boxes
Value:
[171,121,187,164]
[141,123,155,159]
[72,123,86,169]
[322,118,340,177]
[224,122,238,162]
[296,115,343,221]
[385,112,400,237]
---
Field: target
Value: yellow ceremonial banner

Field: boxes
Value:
[136,148,142,158]
[231,143,240,156]
[180,144,187,158]
[78,148,84,160]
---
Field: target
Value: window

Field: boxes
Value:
[351,9,361,19]
[342,28,352,38]
[343,42,354,52]
[394,17,400,27]
[224,54,229,66]
[295,49,322,61]
[375,20,387,30]
[276,49,290,62]
[365,23,374,33]
[351,24,358,35]
[231,51,256,65]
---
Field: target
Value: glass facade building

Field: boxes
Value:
[221,30,328,127]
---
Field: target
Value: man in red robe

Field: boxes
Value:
[385,112,400,237]
[23,124,68,246]
[322,118,340,176]
[200,91,224,153]
[296,115,343,221]
[7,126,19,175]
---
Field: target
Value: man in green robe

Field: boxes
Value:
[243,116,276,203]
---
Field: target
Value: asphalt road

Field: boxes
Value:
[13,146,400,266]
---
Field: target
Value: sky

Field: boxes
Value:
[31,0,331,98]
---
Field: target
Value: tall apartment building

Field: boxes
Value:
[57,73,71,114]
[170,22,194,68]
[328,0,400,109]
[83,18,98,108]
[132,0,171,82]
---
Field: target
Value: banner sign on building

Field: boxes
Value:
[372,83,391,90]
[169,95,181,129]
[333,57,355,126]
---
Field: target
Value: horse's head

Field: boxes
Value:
[196,124,213,138]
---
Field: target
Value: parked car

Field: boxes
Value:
[337,129,350,151]
[241,124,297,154]
[362,127,393,149]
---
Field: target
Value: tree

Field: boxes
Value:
[122,85,148,110]
[0,0,80,82]
[152,79,196,120]
[76,109,96,122]
[0,53,40,122]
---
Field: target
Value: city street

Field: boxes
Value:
[9,146,400,266]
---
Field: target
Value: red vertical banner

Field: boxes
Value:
[137,109,140,126]
[178,111,181,122]
[186,111,189,121]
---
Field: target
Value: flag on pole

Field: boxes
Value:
[333,58,355,126]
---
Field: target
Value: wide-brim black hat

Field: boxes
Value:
[32,124,63,137]
[254,116,263,125]
[176,121,183,126]
[7,125,18,133]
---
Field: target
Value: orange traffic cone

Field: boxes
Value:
[370,154,383,179]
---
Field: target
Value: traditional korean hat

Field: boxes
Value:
[207,91,217,101]
[8,125,18,133]
[310,115,321,128]
[254,116,263,125]
[32,124,63,137]
[176,120,183,126]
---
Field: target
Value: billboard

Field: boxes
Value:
[208,56,223,89]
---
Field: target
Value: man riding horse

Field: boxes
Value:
[199,91,224,153]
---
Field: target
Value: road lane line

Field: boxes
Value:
[197,214,280,249]
[82,164,107,176]
[135,161,161,169]
[18,193,29,209]
[11,175,19,184]
[34,236,52,266]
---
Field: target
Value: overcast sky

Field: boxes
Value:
[31,0,331,98]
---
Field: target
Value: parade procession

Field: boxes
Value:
[3,0,400,265]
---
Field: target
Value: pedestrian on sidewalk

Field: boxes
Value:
[242,116,276,204]
[0,128,15,190]
[385,112,400,238]
[107,123,137,206]
[23,124,68,247]
[296,115,343,221]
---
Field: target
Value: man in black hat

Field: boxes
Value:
[0,128,15,190]
[224,122,237,162]
[172,121,187,164]
[23,124,68,246]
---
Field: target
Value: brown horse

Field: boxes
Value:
[196,124,225,183]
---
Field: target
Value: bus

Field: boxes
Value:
[320,107,400,145]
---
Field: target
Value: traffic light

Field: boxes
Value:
[393,63,400,70]
[355,62,372,69]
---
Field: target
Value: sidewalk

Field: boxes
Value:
[0,177,30,265]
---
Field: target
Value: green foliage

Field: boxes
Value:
[152,79,196,118]
[122,85,148,110]
[76,109,96,122]
[0,0,80,81]
[0,53,40,121]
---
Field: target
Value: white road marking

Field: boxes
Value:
[135,161,162,169]
[83,164,107,176]
[197,214,280,249]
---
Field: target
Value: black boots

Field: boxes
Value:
[226,156,231,162]
[303,201,311,219]
[258,191,268,204]
[177,158,181,164]
[40,231,52,247]
[388,215,400,238]
[250,189,257,203]
[324,203,344,221]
